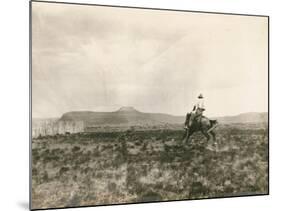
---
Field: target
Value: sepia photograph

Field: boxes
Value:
[31,1,268,210]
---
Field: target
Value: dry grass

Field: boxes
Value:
[31,123,268,209]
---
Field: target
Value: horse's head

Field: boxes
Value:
[210,119,218,126]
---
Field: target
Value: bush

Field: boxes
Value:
[72,146,81,153]
[138,190,163,202]
[108,182,117,192]
[59,167,70,175]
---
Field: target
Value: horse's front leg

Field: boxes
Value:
[182,129,194,145]
[210,131,216,143]
[182,129,188,145]
[202,130,218,150]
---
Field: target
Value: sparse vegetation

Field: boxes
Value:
[32,123,268,209]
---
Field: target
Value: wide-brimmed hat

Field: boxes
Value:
[198,93,203,98]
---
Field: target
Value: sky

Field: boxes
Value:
[32,2,268,118]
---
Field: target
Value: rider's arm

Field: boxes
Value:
[192,105,196,111]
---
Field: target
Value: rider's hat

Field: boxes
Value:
[198,93,203,99]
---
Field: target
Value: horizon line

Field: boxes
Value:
[32,108,268,120]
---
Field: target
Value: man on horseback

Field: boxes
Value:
[182,94,218,147]
[188,93,205,128]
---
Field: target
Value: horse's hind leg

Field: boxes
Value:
[182,130,188,144]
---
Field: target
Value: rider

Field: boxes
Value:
[188,93,205,127]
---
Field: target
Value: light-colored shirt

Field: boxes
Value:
[195,98,205,110]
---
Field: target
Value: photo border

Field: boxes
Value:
[29,1,270,210]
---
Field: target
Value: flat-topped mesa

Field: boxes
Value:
[58,109,267,127]
[117,106,139,113]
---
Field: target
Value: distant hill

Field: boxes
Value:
[59,107,268,126]
[215,112,268,124]
[60,106,183,126]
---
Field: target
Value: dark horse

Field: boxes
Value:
[182,113,218,145]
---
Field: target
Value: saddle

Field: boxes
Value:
[187,113,203,128]
[193,114,202,124]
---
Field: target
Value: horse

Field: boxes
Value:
[182,113,218,146]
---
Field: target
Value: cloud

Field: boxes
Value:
[32,2,268,118]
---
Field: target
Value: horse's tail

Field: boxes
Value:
[184,112,191,126]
